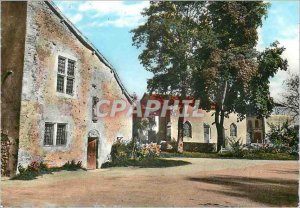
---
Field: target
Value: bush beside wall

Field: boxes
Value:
[183,142,216,153]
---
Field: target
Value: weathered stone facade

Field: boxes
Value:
[2,2,132,175]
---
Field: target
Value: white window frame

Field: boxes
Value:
[55,54,77,98]
[43,122,68,146]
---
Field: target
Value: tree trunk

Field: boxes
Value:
[216,81,227,152]
[215,108,225,152]
[216,123,225,152]
[177,105,184,153]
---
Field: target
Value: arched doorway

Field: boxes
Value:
[87,129,100,169]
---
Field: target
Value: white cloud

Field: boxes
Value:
[264,4,299,101]
[78,1,149,28]
[95,16,145,28]
[270,34,299,101]
[69,13,83,24]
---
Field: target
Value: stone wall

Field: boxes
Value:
[1,2,28,176]
[171,107,247,144]
[170,105,247,145]
[16,2,132,169]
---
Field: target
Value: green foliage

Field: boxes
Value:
[139,143,161,159]
[266,121,299,153]
[133,118,150,138]
[107,139,162,167]
[227,137,244,157]
[110,139,161,161]
[62,160,83,170]
[132,2,205,96]
[132,2,287,152]
[160,151,297,160]
[160,151,219,158]
[110,139,131,163]
[13,160,84,180]
[101,158,191,168]
[219,150,298,160]
[280,73,299,120]
[1,132,9,142]
[15,161,48,180]
[164,140,178,153]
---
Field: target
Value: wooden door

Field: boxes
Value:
[87,138,97,169]
[254,132,262,143]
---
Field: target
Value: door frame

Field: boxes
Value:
[87,137,99,169]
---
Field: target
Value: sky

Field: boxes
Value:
[54,1,299,101]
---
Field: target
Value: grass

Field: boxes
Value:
[160,151,220,158]
[101,157,191,168]
[160,151,298,160]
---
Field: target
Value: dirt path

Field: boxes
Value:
[1,158,298,207]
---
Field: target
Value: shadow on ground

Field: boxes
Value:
[187,175,298,206]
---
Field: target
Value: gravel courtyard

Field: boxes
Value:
[1,158,298,207]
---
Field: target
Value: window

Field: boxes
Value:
[56,124,67,145]
[56,56,75,95]
[203,123,211,143]
[255,120,259,128]
[44,123,67,146]
[247,120,253,132]
[183,121,192,138]
[44,123,54,145]
[230,123,237,137]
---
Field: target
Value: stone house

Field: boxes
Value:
[136,94,294,151]
[1,1,132,176]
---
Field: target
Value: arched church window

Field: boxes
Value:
[183,121,192,138]
[230,123,237,137]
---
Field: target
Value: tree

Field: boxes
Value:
[132,1,205,152]
[267,121,299,152]
[280,73,299,121]
[132,1,288,152]
[191,2,287,151]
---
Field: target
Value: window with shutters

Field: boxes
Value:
[56,56,75,95]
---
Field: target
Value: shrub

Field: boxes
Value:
[161,140,177,153]
[266,121,299,153]
[227,136,244,157]
[13,160,83,180]
[139,143,161,158]
[62,160,83,170]
[16,161,46,180]
[110,139,131,163]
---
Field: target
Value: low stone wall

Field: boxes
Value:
[183,142,216,153]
